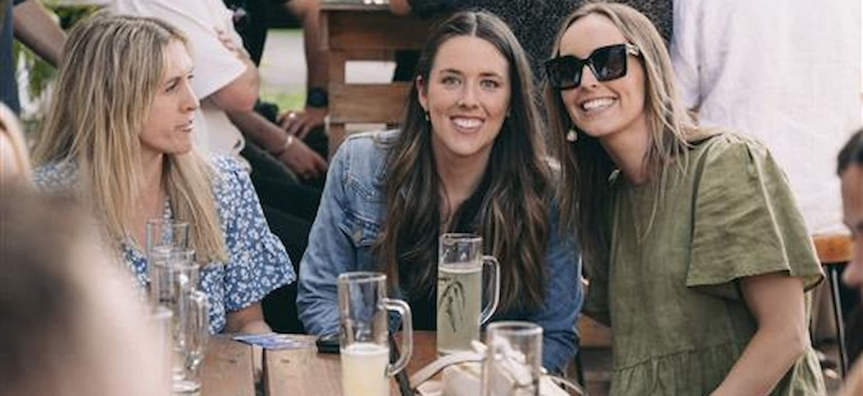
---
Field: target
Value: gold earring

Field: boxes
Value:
[566,129,578,142]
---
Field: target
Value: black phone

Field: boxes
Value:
[315,333,340,354]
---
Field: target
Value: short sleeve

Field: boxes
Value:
[669,0,702,110]
[686,135,823,299]
[211,156,294,312]
[109,0,246,99]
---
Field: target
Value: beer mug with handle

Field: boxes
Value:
[438,233,500,354]
[150,249,208,395]
[338,272,413,396]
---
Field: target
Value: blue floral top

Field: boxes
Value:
[33,156,295,333]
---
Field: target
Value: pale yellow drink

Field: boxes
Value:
[341,342,390,396]
[437,261,483,354]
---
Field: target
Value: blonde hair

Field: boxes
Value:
[32,14,227,263]
[543,2,694,268]
[0,104,32,182]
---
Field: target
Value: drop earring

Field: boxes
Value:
[566,129,578,142]
[424,112,430,122]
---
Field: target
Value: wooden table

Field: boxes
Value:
[200,336,256,396]
[320,2,433,157]
[201,332,437,396]
[265,332,437,396]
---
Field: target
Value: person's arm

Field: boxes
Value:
[526,217,582,373]
[278,0,328,139]
[206,29,259,113]
[226,110,327,179]
[12,0,65,66]
[297,141,357,335]
[709,273,808,396]
[226,302,271,333]
[388,0,411,15]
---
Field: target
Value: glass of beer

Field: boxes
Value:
[437,233,500,354]
[338,272,413,396]
[481,321,543,396]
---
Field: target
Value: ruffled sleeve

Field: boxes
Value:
[211,156,295,312]
[685,134,823,299]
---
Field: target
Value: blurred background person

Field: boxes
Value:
[0,102,30,181]
[835,127,863,395]
[1,0,65,114]
[0,184,170,396]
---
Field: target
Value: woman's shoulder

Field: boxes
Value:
[333,129,399,188]
[688,128,772,168]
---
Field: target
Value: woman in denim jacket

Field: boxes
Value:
[298,11,583,372]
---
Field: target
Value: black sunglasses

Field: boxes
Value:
[545,43,640,90]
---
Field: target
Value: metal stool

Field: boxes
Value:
[813,233,853,377]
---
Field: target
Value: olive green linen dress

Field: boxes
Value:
[583,131,826,395]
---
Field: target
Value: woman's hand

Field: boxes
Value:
[710,272,808,396]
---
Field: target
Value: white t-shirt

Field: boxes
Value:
[671,0,863,233]
[109,0,247,159]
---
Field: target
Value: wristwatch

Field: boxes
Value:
[305,87,329,108]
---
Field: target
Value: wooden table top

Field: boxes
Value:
[201,332,438,396]
[201,336,256,396]
[265,332,438,396]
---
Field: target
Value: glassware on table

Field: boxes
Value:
[481,321,543,396]
[148,305,174,394]
[437,233,500,354]
[338,272,412,396]
[145,219,189,282]
[150,249,208,395]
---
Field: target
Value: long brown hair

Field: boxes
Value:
[374,10,551,310]
[544,3,693,271]
[32,14,227,263]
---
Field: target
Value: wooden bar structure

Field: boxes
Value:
[320,3,433,157]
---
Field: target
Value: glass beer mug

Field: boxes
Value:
[338,272,413,396]
[150,249,208,395]
[437,233,500,354]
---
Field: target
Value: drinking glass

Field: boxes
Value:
[151,250,209,395]
[338,272,412,396]
[481,321,543,396]
[148,305,174,395]
[437,233,500,354]
[145,219,189,282]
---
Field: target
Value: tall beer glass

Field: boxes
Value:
[437,233,500,354]
[338,272,412,396]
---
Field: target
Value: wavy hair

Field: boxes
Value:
[543,2,694,269]
[32,14,227,263]
[374,10,551,310]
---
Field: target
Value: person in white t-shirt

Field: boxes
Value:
[671,0,862,235]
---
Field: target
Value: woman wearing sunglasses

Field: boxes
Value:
[544,3,826,395]
[298,10,582,373]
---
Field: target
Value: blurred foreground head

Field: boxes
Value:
[0,185,170,396]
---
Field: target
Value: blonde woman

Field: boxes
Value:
[32,14,294,334]
[544,3,825,395]
[0,103,31,181]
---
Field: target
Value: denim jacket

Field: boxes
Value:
[297,130,583,372]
